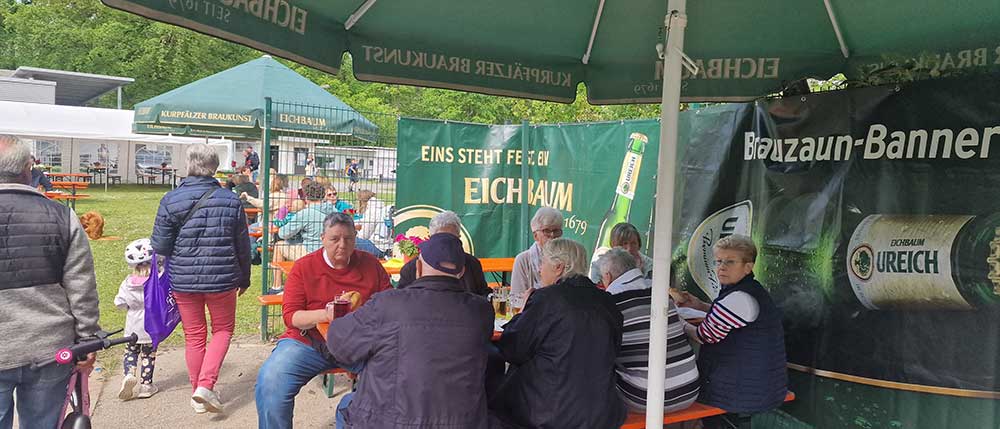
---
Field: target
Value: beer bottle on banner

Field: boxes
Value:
[592,132,647,260]
[846,213,1000,310]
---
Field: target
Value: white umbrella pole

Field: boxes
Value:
[646,0,686,427]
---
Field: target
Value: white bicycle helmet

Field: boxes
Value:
[125,238,153,266]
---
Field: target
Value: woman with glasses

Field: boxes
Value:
[675,235,788,428]
[589,222,655,286]
[510,207,563,310]
[323,183,353,213]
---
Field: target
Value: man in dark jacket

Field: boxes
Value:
[327,233,494,429]
[397,210,490,296]
[0,135,100,427]
[29,156,53,191]
[151,144,250,414]
[244,147,260,182]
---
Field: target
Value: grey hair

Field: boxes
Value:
[597,248,637,280]
[542,238,588,281]
[186,144,220,177]
[530,207,564,232]
[610,222,643,247]
[323,212,357,232]
[0,134,32,184]
[429,210,462,235]
[714,234,758,263]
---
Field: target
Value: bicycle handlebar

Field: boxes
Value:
[33,333,138,369]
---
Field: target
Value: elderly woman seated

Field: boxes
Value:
[676,235,788,428]
[510,207,564,309]
[491,238,626,429]
[254,212,392,428]
[597,248,699,414]
[590,222,654,285]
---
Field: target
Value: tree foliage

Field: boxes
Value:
[0,0,659,125]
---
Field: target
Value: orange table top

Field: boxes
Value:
[271,257,514,278]
[47,173,92,178]
[50,181,89,188]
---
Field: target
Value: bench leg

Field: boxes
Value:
[323,374,337,398]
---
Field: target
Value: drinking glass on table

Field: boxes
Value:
[492,287,509,319]
[326,297,352,321]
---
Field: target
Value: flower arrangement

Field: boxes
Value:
[395,234,425,258]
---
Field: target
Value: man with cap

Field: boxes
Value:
[397,210,490,296]
[327,233,495,429]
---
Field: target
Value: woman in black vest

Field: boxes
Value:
[675,235,788,429]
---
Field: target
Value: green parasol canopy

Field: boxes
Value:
[132,55,379,140]
[105,0,1000,103]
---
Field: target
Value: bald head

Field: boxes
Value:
[0,135,32,185]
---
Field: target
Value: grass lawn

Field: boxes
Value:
[72,185,265,346]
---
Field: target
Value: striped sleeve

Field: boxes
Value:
[696,291,759,344]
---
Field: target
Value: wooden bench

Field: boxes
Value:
[619,391,795,428]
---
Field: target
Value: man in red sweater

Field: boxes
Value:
[255,212,391,428]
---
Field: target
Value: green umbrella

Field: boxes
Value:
[103,0,999,103]
[133,55,379,140]
[102,1,1000,426]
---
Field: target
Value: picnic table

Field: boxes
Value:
[85,166,109,192]
[47,172,92,183]
[45,181,90,210]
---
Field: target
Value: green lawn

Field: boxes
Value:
[72,185,265,345]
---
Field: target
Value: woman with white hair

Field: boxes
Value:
[151,144,250,414]
[510,207,564,309]
[491,238,626,429]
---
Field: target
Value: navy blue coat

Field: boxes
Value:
[151,175,251,294]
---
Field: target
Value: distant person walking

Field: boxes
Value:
[151,144,251,414]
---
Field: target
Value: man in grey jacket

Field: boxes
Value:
[0,135,101,429]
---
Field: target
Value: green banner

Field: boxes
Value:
[395,118,660,260]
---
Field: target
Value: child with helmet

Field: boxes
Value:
[114,238,159,401]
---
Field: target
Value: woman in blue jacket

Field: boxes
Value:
[151,144,250,415]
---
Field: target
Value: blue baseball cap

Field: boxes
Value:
[418,233,465,275]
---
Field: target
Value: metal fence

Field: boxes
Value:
[255,99,399,339]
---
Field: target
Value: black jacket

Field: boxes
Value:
[491,275,626,429]
[397,253,491,296]
[327,275,494,428]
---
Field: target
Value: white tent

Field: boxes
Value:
[0,100,233,183]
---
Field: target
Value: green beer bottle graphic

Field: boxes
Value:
[847,214,1000,310]
[592,132,647,260]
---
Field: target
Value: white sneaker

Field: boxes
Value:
[118,375,139,401]
[190,398,207,414]
[191,386,224,413]
[135,383,159,399]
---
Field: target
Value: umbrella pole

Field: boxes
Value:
[646,1,686,428]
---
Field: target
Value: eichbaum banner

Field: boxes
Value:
[396,73,1000,426]
[395,118,661,262]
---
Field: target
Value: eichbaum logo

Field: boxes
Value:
[850,244,874,281]
[687,200,753,300]
[392,205,475,254]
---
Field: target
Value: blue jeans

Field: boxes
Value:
[0,363,72,429]
[255,339,338,429]
[336,392,354,429]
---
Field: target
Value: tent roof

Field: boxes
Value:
[133,55,379,139]
[0,100,210,144]
[10,66,134,106]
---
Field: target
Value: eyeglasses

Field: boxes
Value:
[327,192,337,197]
[537,228,563,237]
[714,259,745,268]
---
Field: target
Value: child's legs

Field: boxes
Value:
[139,344,157,385]
[197,289,237,390]
[173,291,208,392]
[123,343,140,377]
